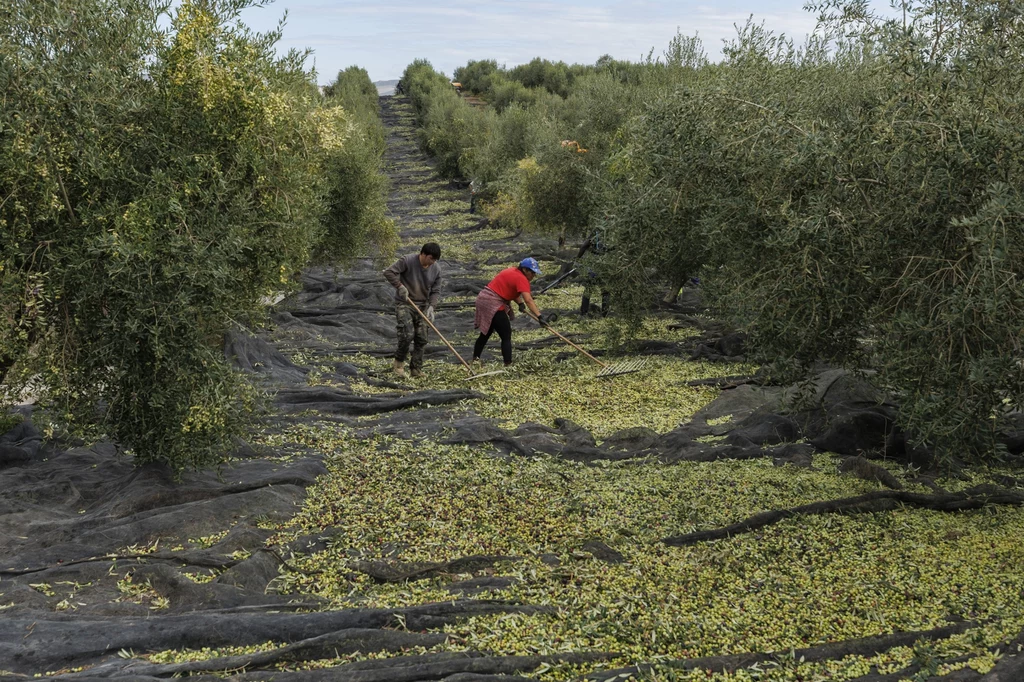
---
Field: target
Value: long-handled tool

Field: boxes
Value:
[406,299,504,381]
[525,310,647,378]
[538,267,577,295]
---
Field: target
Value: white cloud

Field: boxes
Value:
[236,0,891,82]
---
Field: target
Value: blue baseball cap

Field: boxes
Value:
[519,257,541,274]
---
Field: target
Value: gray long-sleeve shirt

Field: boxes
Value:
[382,253,443,307]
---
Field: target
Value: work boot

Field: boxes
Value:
[392,359,406,378]
[410,367,425,378]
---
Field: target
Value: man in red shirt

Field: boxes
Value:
[472,257,551,367]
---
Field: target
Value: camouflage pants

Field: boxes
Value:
[395,302,428,369]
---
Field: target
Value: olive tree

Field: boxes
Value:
[1,0,361,470]
[601,2,1024,462]
[319,66,398,265]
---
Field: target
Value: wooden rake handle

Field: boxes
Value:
[406,299,473,375]
[525,310,608,369]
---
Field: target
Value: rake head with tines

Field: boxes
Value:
[596,356,649,378]
[526,309,649,380]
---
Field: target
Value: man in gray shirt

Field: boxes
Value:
[382,243,443,378]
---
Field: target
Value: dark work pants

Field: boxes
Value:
[581,269,610,316]
[395,302,428,369]
[473,310,513,365]
[580,291,610,316]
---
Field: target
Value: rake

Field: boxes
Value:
[406,299,505,381]
[537,267,577,295]
[525,310,648,378]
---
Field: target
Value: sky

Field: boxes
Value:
[234,0,896,85]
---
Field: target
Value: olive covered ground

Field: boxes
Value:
[143,98,1024,682]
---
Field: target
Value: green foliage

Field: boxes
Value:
[508,57,574,97]
[0,0,380,471]
[411,30,713,235]
[465,104,528,184]
[452,59,499,94]
[400,60,490,178]
[402,49,668,237]
[0,412,22,435]
[407,4,1024,461]
[322,65,380,126]
[400,59,451,121]
[506,145,593,241]
[421,90,490,178]
[488,77,537,113]
[601,2,1024,461]
[318,66,398,265]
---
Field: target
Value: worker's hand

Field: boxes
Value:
[518,302,526,313]
[425,306,436,322]
[397,285,409,301]
[538,312,552,325]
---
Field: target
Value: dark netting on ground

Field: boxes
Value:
[0,96,581,679]
[3,95,1023,681]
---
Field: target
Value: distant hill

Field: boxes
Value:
[374,79,399,96]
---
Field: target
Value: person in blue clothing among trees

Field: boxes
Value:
[576,232,610,317]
